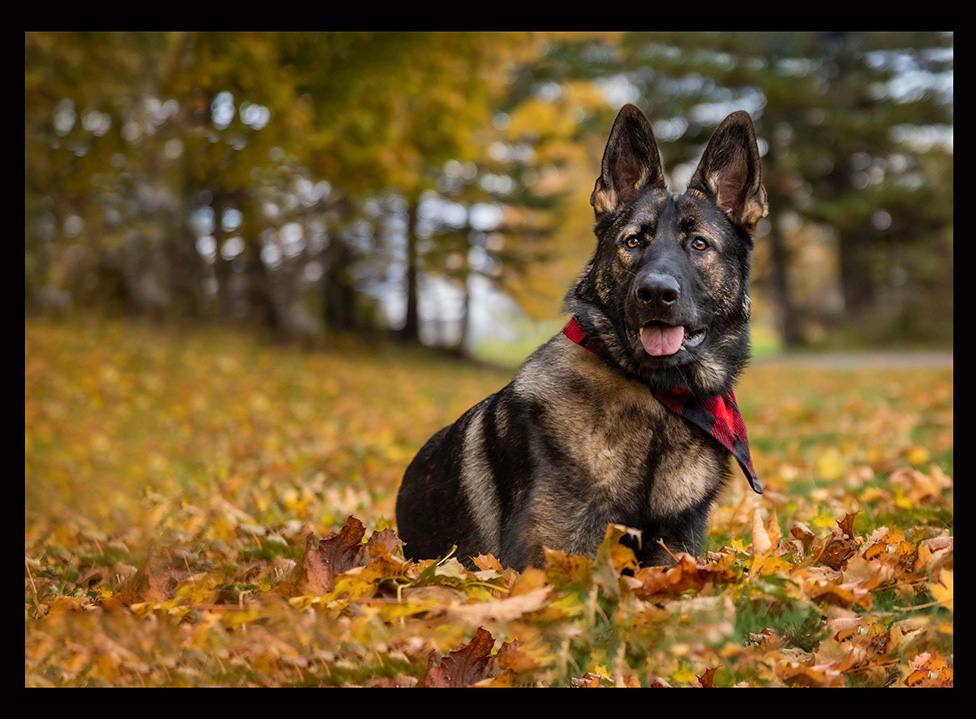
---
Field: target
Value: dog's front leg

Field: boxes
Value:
[638,506,710,567]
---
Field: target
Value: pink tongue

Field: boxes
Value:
[640,324,685,356]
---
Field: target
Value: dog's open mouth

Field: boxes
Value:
[639,322,706,357]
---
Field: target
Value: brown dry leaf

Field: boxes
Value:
[778,660,846,687]
[749,627,783,649]
[790,521,816,553]
[110,555,176,607]
[814,528,861,571]
[889,466,951,504]
[493,639,527,671]
[570,672,603,688]
[904,652,953,687]
[751,506,772,555]
[472,554,504,572]
[915,536,953,574]
[830,617,865,642]
[836,511,858,540]
[400,584,466,605]
[809,579,873,609]
[890,618,931,653]
[696,667,718,687]
[45,595,97,614]
[364,527,405,558]
[481,638,546,687]
[422,627,497,687]
[450,586,551,623]
[630,553,737,599]
[482,639,545,687]
[369,673,418,688]
[727,489,755,527]
[360,528,412,583]
[764,509,782,549]
[75,565,112,590]
[275,516,366,597]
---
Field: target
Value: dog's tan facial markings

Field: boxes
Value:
[671,194,727,253]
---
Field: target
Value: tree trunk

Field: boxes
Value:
[211,192,233,319]
[456,273,470,354]
[323,236,355,331]
[245,234,279,332]
[836,231,873,316]
[401,197,420,341]
[166,203,204,318]
[766,212,804,347]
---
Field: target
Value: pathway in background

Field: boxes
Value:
[756,351,953,369]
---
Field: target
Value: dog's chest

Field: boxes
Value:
[572,391,723,517]
[516,352,726,518]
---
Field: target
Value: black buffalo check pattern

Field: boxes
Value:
[563,316,762,494]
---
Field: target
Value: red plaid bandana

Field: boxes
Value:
[563,316,762,494]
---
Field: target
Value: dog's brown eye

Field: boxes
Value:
[691,237,709,251]
[625,235,641,249]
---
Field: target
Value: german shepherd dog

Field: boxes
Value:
[396,104,767,570]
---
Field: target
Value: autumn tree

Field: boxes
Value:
[294,32,547,342]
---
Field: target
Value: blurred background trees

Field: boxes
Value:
[25,31,952,356]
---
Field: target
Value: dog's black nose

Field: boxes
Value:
[635,273,680,310]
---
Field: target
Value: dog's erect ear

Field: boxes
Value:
[687,111,768,229]
[591,104,666,217]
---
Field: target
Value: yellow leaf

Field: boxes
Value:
[750,554,793,576]
[810,507,836,528]
[905,445,931,466]
[815,447,846,480]
[730,538,749,553]
[859,487,887,502]
[928,569,953,612]
[751,506,772,555]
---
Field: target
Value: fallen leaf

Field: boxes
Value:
[927,569,953,612]
[110,554,176,606]
[275,517,366,597]
[450,586,551,622]
[751,506,772,555]
[696,667,718,687]
[422,627,497,687]
[836,512,858,540]
[570,672,603,688]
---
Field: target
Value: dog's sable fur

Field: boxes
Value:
[396,104,767,570]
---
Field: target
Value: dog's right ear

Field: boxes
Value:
[591,104,666,217]
[687,111,768,230]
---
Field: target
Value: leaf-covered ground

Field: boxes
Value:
[25,319,953,687]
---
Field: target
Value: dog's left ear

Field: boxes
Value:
[591,104,666,217]
[688,111,768,230]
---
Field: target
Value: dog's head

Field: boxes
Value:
[568,104,768,397]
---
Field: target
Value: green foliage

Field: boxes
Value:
[26,32,953,350]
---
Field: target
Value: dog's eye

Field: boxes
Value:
[690,237,709,251]
[624,235,641,249]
